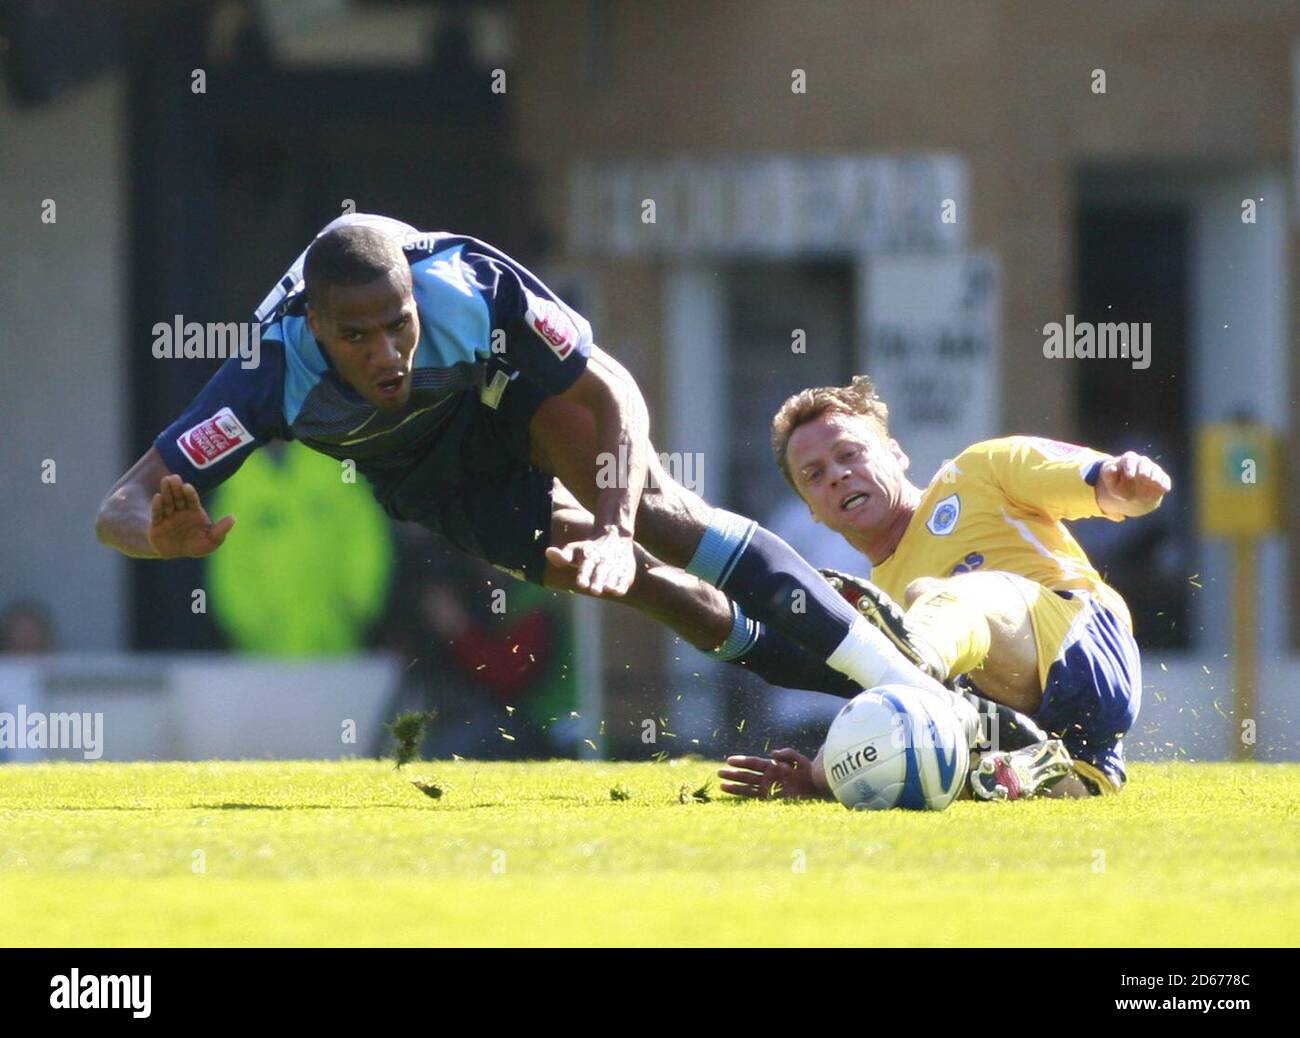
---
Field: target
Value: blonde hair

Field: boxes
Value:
[771,375,890,490]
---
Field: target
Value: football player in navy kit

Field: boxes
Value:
[95,213,987,741]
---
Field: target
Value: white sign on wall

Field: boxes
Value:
[569,154,967,256]
[859,253,1000,485]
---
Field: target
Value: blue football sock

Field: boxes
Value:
[687,510,860,659]
[712,605,859,696]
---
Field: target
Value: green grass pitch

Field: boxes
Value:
[1,760,1296,946]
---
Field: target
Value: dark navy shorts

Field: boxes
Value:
[376,363,556,583]
[1034,593,1142,792]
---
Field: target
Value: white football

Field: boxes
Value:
[822,684,969,811]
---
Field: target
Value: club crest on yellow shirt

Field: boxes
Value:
[925,493,961,536]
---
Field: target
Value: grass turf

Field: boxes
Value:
[0,759,1296,946]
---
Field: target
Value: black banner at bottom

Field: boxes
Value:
[0,947,1290,1024]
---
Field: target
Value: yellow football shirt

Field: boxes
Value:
[870,436,1131,686]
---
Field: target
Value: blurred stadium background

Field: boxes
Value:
[1,0,1297,764]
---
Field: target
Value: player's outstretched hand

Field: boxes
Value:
[545,527,636,596]
[1097,451,1171,518]
[147,474,235,559]
[718,748,819,800]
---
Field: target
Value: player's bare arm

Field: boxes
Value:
[95,447,235,560]
[538,345,650,597]
[1095,450,1172,518]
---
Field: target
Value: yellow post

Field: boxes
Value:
[1230,537,1256,761]
[1196,421,1278,762]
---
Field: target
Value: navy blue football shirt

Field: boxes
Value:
[154,214,593,492]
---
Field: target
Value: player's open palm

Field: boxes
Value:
[148,474,235,558]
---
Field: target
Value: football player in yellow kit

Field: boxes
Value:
[718,376,1170,800]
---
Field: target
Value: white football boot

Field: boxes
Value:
[969,738,1074,801]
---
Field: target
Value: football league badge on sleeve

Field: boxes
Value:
[525,292,578,360]
[177,407,254,469]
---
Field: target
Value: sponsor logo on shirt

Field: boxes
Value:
[176,407,254,469]
[525,295,578,360]
[926,493,961,536]
[1026,437,1085,461]
[949,551,985,576]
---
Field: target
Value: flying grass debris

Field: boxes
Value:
[388,710,436,769]
[678,779,712,804]
[410,778,444,799]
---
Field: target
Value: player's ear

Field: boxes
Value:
[889,438,910,472]
[305,303,323,341]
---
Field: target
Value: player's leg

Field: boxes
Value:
[1031,592,1142,797]
[902,571,1044,717]
[542,482,860,695]
[898,571,1098,797]
[830,568,1055,801]
[945,580,1140,798]
[528,394,976,737]
[413,374,858,695]
[814,567,1046,744]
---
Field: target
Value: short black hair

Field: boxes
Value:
[303,225,411,314]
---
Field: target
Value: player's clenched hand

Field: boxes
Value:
[718,749,818,800]
[545,526,636,596]
[1097,451,1171,518]
[147,474,235,558]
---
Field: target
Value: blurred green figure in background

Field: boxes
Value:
[208,445,393,655]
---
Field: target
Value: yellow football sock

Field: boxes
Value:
[904,585,992,681]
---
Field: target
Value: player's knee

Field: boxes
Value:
[904,576,944,608]
[942,571,1035,625]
